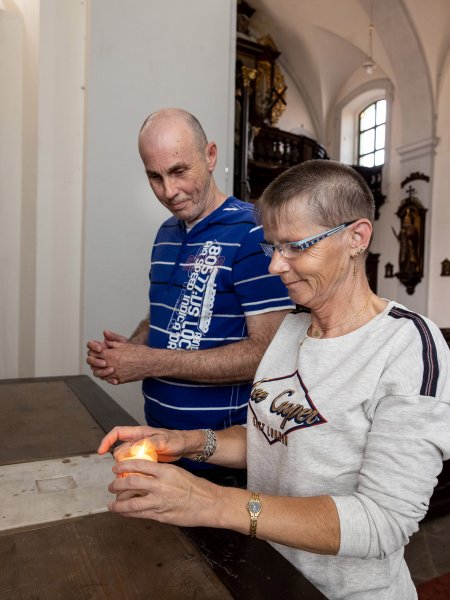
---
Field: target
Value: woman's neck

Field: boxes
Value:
[308,284,386,339]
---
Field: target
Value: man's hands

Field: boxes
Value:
[86,330,149,384]
[86,310,290,387]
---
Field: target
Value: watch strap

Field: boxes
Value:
[247,491,262,538]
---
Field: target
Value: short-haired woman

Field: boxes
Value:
[99,160,450,600]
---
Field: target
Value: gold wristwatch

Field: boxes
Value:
[246,492,262,538]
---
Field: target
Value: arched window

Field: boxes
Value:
[333,80,392,167]
[358,99,386,167]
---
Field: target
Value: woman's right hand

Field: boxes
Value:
[97,425,202,464]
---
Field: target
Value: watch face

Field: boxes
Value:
[248,500,261,512]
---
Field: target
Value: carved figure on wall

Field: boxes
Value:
[441,258,450,277]
[391,186,427,295]
[393,208,419,275]
[384,262,394,278]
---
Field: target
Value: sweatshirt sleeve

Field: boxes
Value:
[332,318,450,559]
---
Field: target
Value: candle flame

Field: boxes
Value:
[115,439,157,478]
[128,440,158,462]
[116,439,158,463]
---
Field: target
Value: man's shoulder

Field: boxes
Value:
[159,214,179,228]
[222,196,256,214]
[155,215,180,237]
[213,196,259,226]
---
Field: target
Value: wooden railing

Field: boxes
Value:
[239,125,385,224]
[251,124,328,167]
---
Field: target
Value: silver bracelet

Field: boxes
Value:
[193,429,217,462]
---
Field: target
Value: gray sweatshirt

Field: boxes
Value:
[247,300,450,599]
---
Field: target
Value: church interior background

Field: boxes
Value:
[1,0,450,590]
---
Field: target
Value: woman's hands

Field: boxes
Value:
[97,425,205,464]
[97,425,340,554]
[97,425,249,531]
[107,459,225,527]
[98,425,223,526]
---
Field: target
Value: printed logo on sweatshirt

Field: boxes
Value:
[249,371,327,445]
[167,241,224,350]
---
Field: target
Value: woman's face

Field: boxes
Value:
[263,204,351,310]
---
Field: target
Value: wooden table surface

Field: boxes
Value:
[0,376,326,600]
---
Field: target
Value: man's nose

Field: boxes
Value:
[163,177,179,200]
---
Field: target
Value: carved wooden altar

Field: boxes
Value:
[234,1,382,291]
[234,30,328,203]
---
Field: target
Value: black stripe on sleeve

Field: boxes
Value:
[388,306,439,397]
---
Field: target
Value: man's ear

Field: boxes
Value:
[205,142,218,172]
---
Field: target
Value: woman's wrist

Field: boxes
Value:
[183,429,216,461]
[204,485,250,532]
[192,429,217,462]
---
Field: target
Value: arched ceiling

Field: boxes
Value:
[245,0,450,146]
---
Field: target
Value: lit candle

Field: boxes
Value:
[115,439,157,478]
[121,439,158,463]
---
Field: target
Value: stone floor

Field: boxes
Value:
[405,513,450,586]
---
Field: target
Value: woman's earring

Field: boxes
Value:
[352,247,366,277]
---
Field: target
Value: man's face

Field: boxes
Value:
[139,120,218,224]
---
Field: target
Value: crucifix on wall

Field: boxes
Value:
[392,186,427,295]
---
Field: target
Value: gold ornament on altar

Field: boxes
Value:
[271,63,287,124]
[254,35,287,126]
[241,65,257,88]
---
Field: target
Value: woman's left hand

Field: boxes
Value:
[108,459,221,527]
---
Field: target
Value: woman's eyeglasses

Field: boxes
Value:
[260,220,357,259]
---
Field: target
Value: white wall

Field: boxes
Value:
[82,0,237,422]
[33,0,86,375]
[1,0,236,423]
[2,0,86,379]
[428,54,450,326]
[0,9,22,377]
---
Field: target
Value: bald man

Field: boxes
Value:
[86,109,293,484]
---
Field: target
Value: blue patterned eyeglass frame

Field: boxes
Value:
[260,220,357,258]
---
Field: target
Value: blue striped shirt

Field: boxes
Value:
[142,197,293,468]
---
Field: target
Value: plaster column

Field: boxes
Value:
[12,0,86,377]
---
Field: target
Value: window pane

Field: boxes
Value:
[360,129,375,155]
[375,124,385,150]
[376,99,386,125]
[360,104,375,131]
[374,149,385,165]
[360,153,375,167]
